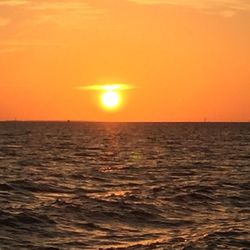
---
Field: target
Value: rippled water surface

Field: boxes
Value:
[0,122,249,249]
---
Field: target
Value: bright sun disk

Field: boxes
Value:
[101,90,120,110]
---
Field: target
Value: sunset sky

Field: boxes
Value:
[0,0,249,122]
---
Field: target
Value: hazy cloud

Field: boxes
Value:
[0,0,101,13]
[0,39,62,53]
[130,0,250,16]
[27,1,102,27]
[0,0,103,25]
[0,47,25,53]
[0,0,28,6]
[77,84,135,91]
[27,1,92,11]
[0,1,104,52]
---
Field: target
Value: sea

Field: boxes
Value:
[0,122,249,250]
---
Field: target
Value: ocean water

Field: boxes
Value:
[0,122,249,250]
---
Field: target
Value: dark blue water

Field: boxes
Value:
[0,122,249,249]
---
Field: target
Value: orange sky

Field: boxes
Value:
[0,0,249,122]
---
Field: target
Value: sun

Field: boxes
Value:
[101,90,121,110]
[77,83,132,111]
[78,83,133,111]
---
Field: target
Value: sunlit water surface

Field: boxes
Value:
[0,122,249,249]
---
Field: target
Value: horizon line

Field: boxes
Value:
[0,120,249,123]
